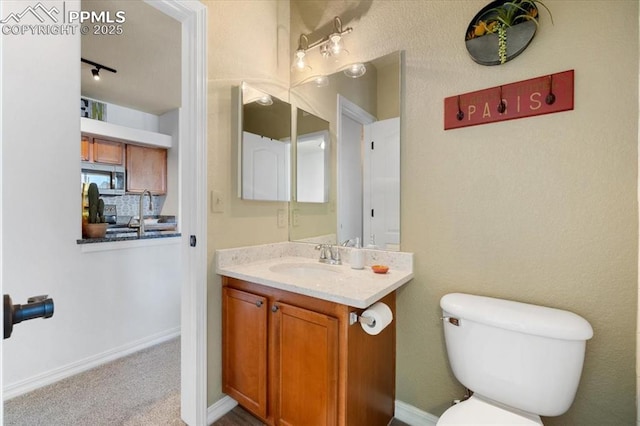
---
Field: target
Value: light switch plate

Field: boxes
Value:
[211,190,224,213]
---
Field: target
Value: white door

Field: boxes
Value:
[338,115,364,243]
[242,131,290,201]
[363,117,400,250]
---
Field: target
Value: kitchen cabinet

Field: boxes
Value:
[125,145,167,194]
[222,277,396,426]
[81,135,124,165]
[81,135,90,161]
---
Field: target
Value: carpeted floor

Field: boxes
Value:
[4,337,411,426]
[3,338,182,426]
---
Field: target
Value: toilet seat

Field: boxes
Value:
[437,396,543,425]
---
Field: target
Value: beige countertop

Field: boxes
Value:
[215,242,414,309]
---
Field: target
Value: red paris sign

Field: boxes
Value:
[444,70,574,130]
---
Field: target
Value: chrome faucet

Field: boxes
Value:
[138,189,153,237]
[315,244,341,265]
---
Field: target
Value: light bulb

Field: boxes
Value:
[328,34,342,55]
[294,49,307,71]
[256,95,273,106]
[314,75,329,87]
[343,63,366,78]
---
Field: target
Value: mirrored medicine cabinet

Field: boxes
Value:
[238,84,292,202]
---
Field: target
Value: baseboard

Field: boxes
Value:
[207,395,238,424]
[206,397,437,426]
[3,327,180,400]
[395,400,439,426]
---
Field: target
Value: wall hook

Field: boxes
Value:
[497,86,506,114]
[456,95,464,121]
[545,74,556,105]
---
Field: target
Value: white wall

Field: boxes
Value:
[1,0,180,397]
[82,96,161,132]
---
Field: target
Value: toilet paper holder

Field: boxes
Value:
[349,312,376,327]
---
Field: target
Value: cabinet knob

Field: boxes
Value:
[255,300,263,308]
[271,305,279,313]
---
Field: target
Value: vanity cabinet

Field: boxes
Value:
[222,276,396,426]
[125,145,167,194]
[81,135,124,165]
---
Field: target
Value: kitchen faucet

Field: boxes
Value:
[138,189,153,237]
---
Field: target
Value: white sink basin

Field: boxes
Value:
[269,262,344,279]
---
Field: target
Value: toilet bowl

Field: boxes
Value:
[437,395,542,425]
[438,293,593,425]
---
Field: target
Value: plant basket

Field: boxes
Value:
[466,20,537,65]
[83,222,107,239]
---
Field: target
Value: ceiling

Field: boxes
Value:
[80,0,181,115]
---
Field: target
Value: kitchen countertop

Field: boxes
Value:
[77,230,181,244]
[216,242,414,309]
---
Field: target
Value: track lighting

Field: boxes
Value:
[293,16,353,73]
[81,58,117,82]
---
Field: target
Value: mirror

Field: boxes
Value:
[289,51,402,250]
[239,83,292,201]
[296,109,330,203]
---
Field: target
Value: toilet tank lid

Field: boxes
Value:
[440,293,593,341]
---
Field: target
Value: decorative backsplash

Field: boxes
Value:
[101,194,165,219]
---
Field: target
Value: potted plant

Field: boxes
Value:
[82,183,107,238]
[465,0,553,65]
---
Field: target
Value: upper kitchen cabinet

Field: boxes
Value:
[126,144,167,195]
[81,135,90,161]
[81,135,125,165]
[93,138,124,165]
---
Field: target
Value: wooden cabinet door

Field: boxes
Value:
[222,287,268,419]
[275,302,339,426]
[126,145,167,194]
[81,136,91,161]
[93,138,124,164]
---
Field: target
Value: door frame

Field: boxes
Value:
[336,95,376,244]
[144,1,208,425]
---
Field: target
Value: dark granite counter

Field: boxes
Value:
[77,231,181,244]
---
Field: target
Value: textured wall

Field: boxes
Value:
[290,1,638,424]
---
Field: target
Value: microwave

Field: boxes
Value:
[81,162,125,195]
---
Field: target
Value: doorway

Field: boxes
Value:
[146,1,208,424]
[337,95,400,251]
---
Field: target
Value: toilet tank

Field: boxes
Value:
[440,293,593,417]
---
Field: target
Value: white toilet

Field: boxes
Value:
[438,293,593,425]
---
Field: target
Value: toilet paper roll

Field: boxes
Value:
[360,302,393,335]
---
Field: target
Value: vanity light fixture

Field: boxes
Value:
[81,58,117,82]
[292,16,353,72]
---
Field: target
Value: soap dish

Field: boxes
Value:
[371,265,389,274]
